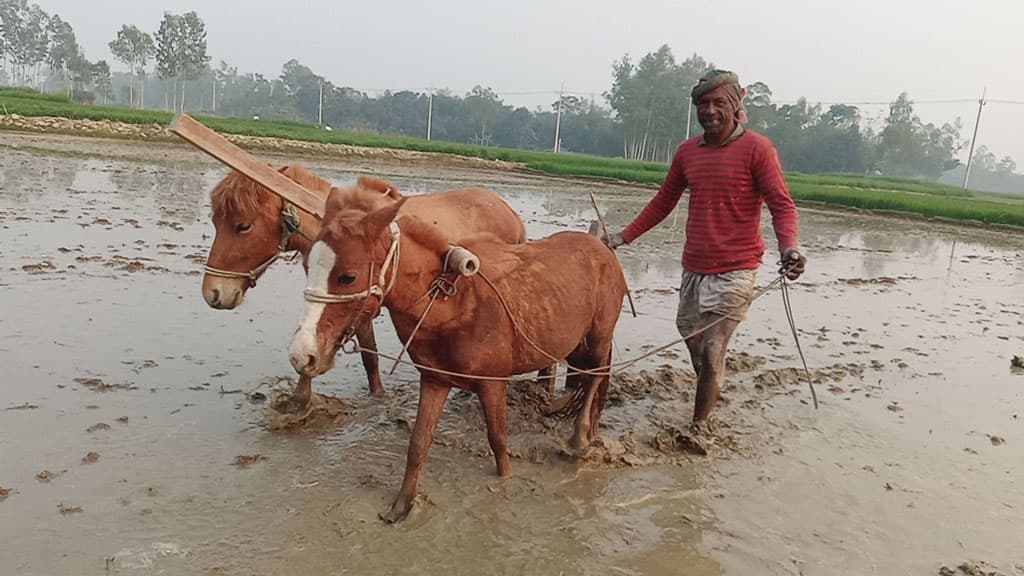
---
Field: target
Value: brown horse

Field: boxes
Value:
[287,181,627,522]
[200,163,528,399]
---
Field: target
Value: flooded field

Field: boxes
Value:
[1,132,1023,575]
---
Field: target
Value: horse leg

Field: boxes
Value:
[587,360,612,443]
[476,379,511,477]
[569,372,599,451]
[381,377,449,523]
[537,365,557,394]
[693,316,740,423]
[567,342,601,450]
[353,316,384,395]
[293,373,313,408]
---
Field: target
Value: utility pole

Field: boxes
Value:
[318,79,324,126]
[426,88,433,141]
[553,82,564,153]
[212,77,216,113]
[962,86,987,190]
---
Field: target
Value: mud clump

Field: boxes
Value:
[753,363,865,389]
[725,352,767,373]
[74,377,136,392]
[234,454,267,467]
[57,502,83,515]
[939,560,1012,576]
[36,469,65,482]
[0,487,11,502]
[21,259,56,274]
[1011,355,1024,371]
[608,365,696,406]
[263,386,349,431]
[840,275,917,286]
[81,451,100,464]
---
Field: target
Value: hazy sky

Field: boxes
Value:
[36,0,1024,166]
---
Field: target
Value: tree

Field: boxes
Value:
[877,92,964,179]
[46,13,78,96]
[109,24,154,107]
[465,85,502,145]
[177,10,209,109]
[156,11,211,111]
[92,59,111,103]
[605,47,710,161]
[19,3,47,86]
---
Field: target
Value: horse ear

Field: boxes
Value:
[363,196,407,237]
[324,186,346,219]
[357,175,403,200]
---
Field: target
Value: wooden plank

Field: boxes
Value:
[168,113,325,218]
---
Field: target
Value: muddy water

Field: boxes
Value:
[1,133,1022,575]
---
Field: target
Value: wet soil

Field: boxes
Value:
[1,131,1023,575]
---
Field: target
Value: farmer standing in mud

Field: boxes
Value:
[603,69,806,426]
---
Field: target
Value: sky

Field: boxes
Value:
[33,0,1024,167]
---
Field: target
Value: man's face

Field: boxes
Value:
[696,85,736,136]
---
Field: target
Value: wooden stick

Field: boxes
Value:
[168,113,325,218]
[590,192,637,318]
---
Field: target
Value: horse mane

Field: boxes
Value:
[322,180,449,256]
[210,163,332,219]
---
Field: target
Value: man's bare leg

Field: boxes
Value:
[692,315,740,423]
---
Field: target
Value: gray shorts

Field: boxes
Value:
[675,268,758,337]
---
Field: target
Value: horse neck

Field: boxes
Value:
[382,228,446,315]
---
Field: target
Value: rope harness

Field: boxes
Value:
[203,202,313,287]
[302,222,402,304]
[316,223,818,409]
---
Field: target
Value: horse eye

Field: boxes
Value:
[338,272,357,285]
[235,223,252,234]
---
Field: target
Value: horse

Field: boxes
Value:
[287,180,627,522]
[200,163,531,400]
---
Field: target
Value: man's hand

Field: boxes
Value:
[588,221,626,250]
[604,230,625,250]
[780,248,806,280]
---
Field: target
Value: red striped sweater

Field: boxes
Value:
[622,130,799,274]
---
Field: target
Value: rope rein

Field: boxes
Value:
[342,240,816,408]
[299,218,817,408]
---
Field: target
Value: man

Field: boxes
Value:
[604,69,806,426]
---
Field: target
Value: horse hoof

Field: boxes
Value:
[379,501,411,524]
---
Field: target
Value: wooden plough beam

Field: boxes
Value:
[168,113,325,218]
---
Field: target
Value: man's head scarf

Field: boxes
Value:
[691,69,748,124]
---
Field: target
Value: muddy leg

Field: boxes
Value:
[569,374,600,450]
[354,317,384,395]
[685,333,704,379]
[587,373,611,443]
[382,377,449,523]
[477,380,511,477]
[293,373,313,408]
[537,365,558,394]
[693,316,740,423]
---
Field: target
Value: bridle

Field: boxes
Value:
[303,221,401,304]
[203,201,311,287]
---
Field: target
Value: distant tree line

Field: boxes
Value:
[2,3,1020,190]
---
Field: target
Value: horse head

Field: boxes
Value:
[288,180,415,376]
[201,164,330,309]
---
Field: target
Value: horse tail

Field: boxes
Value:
[542,383,586,420]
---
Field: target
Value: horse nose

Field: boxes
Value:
[289,351,319,375]
[208,288,220,306]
